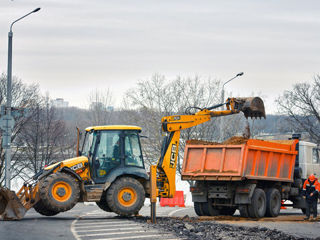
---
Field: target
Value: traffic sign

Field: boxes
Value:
[0,114,15,131]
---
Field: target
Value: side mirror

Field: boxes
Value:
[140,135,148,139]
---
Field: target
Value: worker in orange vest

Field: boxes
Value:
[302,174,319,220]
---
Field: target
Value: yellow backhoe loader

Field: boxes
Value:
[0,97,265,221]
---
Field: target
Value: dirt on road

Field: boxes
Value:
[136,215,317,240]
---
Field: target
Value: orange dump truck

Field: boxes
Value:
[182,137,314,218]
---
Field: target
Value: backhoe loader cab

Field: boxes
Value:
[81,126,146,183]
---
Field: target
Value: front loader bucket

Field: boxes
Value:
[236,97,266,119]
[0,188,26,220]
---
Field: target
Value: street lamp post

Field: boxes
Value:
[4,8,41,189]
[220,72,244,141]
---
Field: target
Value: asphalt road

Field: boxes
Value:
[0,203,180,240]
[1,203,320,240]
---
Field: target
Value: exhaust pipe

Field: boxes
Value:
[0,188,26,220]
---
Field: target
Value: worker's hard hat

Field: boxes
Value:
[308,174,316,181]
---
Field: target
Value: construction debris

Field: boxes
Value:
[136,216,311,240]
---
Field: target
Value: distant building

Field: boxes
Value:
[106,106,114,112]
[90,101,105,111]
[52,98,69,108]
[89,102,114,112]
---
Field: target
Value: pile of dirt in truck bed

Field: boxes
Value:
[222,136,248,145]
[136,216,306,240]
[186,139,220,145]
[187,136,248,146]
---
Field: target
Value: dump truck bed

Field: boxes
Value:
[181,139,298,182]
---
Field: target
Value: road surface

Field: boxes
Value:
[0,203,319,240]
[0,203,179,240]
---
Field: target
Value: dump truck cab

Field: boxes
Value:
[81,125,148,184]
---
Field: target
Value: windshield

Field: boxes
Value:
[82,131,95,157]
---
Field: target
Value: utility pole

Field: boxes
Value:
[3,8,41,189]
[220,72,244,142]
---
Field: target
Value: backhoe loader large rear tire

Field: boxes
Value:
[34,200,60,216]
[106,177,145,216]
[39,172,80,212]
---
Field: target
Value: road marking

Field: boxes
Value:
[94,234,162,240]
[168,208,189,217]
[71,210,180,240]
[78,230,158,237]
[76,227,143,233]
[75,224,140,229]
[74,221,138,225]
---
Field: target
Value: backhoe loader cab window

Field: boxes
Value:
[124,132,144,168]
[95,131,121,178]
[82,131,95,157]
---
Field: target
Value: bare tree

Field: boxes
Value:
[15,98,66,179]
[276,75,320,143]
[87,88,114,126]
[0,74,41,185]
[123,74,223,169]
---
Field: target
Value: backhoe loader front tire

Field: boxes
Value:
[106,177,145,216]
[34,200,59,216]
[39,172,80,212]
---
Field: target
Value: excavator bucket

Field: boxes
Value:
[0,188,26,220]
[235,97,266,119]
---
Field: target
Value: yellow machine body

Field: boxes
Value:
[44,156,90,181]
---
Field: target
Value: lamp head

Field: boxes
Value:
[237,72,244,77]
[33,8,41,13]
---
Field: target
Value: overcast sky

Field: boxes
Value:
[0,0,319,113]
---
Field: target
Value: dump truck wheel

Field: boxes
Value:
[39,172,80,212]
[106,177,145,216]
[220,207,236,216]
[248,188,266,218]
[34,200,60,216]
[239,205,249,217]
[96,192,112,212]
[265,188,281,217]
[194,202,204,216]
[201,199,220,216]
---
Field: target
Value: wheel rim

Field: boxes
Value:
[52,181,72,202]
[117,187,137,207]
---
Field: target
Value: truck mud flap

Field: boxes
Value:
[234,184,256,205]
[0,188,26,220]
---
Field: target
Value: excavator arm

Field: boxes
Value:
[150,97,265,211]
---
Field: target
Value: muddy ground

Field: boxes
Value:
[136,215,319,240]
